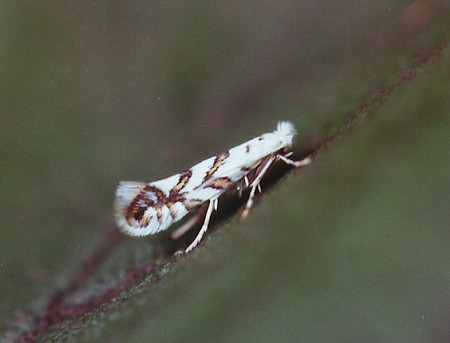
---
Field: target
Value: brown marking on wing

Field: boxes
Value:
[185,199,204,210]
[167,202,176,219]
[245,144,250,153]
[163,171,196,218]
[167,197,202,218]
[167,192,184,205]
[133,206,147,221]
[165,170,193,211]
[201,151,230,184]
[207,177,232,190]
[127,195,154,222]
[166,201,184,219]
[171,170,192,193]
[143,185,166,201]
[155,206,163,223]
[126,185,166,224]
[138,215,152,228]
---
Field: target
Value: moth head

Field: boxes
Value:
[257,121,297,155]
[275,121,297,146]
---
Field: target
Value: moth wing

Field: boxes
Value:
[115,181,145,214]
[196,157,259,192]
[114,181,162,236]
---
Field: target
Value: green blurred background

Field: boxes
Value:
[1,1,449,342]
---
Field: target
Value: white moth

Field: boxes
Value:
[115,121,311,252]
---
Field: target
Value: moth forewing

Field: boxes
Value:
[114,181,149,235]
[114,120,311,252]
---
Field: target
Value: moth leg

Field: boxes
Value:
[171,209,204,240]
[277,154,311,167]
[237,175,250,197]
[242,156,276,219]
[238,185,243,198]
[214,198,219,210]
[185,198,218,253]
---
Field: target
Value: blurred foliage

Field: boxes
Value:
[1,1,449,342]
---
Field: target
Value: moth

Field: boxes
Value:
[114,121,311,252]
